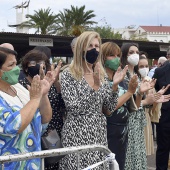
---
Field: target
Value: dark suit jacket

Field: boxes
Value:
[153,61,170,126]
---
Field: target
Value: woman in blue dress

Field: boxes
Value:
[0,43,57,170]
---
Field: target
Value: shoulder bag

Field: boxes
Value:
[41,129,65,165]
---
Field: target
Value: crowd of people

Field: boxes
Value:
[0,31,170,170]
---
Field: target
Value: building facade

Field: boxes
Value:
[134,26,170,43]
[114,25,170,43]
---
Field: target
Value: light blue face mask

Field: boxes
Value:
[1,66,20,85]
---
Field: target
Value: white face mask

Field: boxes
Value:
[138,68,149,78]
[127,54,139,66]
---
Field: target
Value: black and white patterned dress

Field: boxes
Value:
[59,69,118,170]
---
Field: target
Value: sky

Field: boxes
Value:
[0,0,170,33]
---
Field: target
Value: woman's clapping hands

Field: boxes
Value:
[113,65,128,86]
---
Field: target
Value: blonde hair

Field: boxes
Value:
[69,31,106,82]
[101,42,121,62]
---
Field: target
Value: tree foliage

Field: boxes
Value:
[20,6,124,39]
[20,8,58,34]
[49,10,72,36]
[92,26,122,39]
[54,5,97,36]
[130,35,149,41]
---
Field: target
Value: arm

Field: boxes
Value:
[102,90,132,115]
[136,90,143,107]
[39,94,52,124]
[136,78,157,107]
[0,97,40,136]
[141,98,149,106]
[102,82,119,115]
[38,72,55,124]
[19,74,54,133]
[53,80,61,93]
[141,88,161,106]
[116,74,138,110]
[18,75,44,133]
[1,76,43,134]
[18,98,41,133]
[102,66,129,114]
[51,61,62,93]
[116,91,133,110]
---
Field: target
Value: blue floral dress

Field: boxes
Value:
[0,83,47,170]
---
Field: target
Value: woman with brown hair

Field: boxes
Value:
[101,41,138,170]
[20,49,64,170]
[120,43,156,170]
[0,44,53,170]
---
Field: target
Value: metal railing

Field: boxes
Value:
[0,145,118,170]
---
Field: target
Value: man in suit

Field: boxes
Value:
[153,49,170,170]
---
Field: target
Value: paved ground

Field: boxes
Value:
[147,141,170,170]
[147,141,156,170]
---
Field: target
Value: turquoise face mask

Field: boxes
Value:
[1,66,20,85]
[105,57,120,71]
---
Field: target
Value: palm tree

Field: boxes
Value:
[50,10,72,36]
[70,5,96,26]
[20,8,58,34]
[55,5,97,36]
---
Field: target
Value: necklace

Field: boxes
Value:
[9,86,24,105]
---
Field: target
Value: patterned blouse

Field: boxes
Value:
[0,83,47,170]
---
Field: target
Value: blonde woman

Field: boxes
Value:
[59,31,127,170]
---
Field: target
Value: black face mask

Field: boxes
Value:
[27,64,40,78]
[84,48,99,64]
